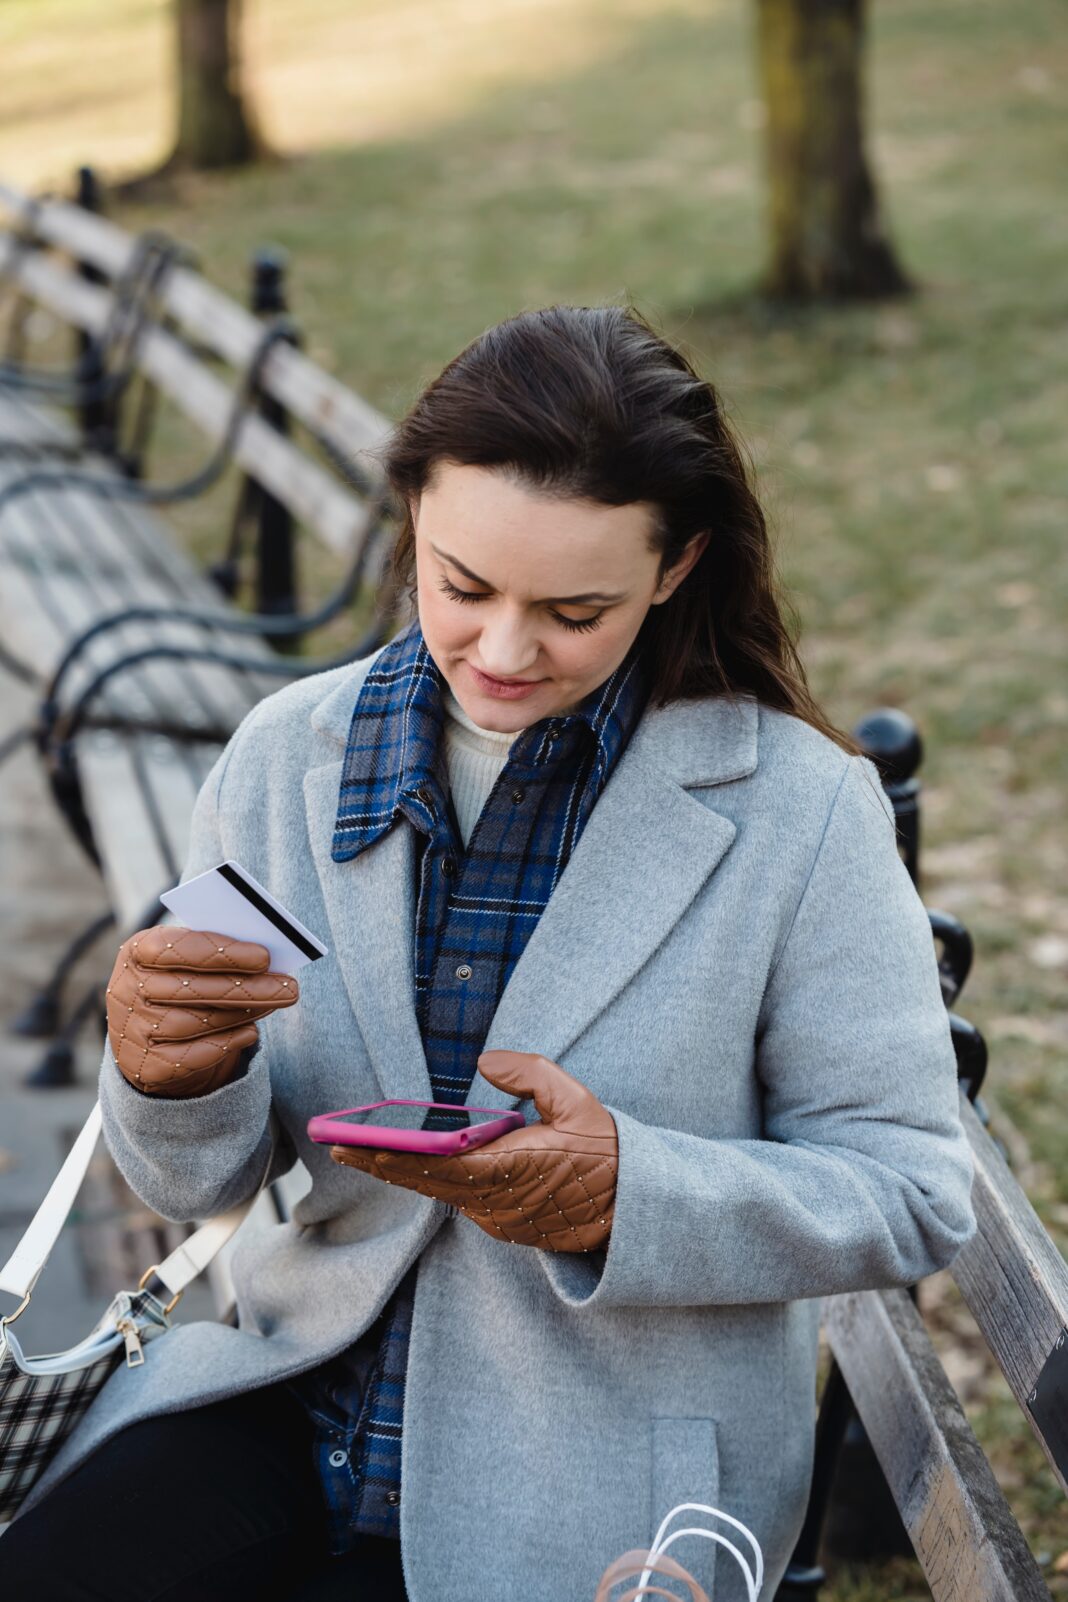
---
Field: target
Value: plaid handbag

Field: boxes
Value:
[593,1501,764,1601]
[0,1100,277,1521]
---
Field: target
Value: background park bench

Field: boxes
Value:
[1,0,1065,1597]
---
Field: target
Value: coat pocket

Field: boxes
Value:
[651,1416,720,1597]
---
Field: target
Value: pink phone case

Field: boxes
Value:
[307,1099,525,1155]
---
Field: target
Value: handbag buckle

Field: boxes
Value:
[0,1291,31,1329]
[137,1265,182,1316]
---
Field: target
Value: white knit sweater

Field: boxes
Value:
[441,684,518,848]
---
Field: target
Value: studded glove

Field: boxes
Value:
[330,1049,618,1252]
[106,927,299,1099]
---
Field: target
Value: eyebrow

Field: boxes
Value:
[430,543,628,605]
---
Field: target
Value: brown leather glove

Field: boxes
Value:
[330,1050,618,1252]
[106,927,299,1099]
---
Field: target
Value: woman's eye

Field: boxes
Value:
[551,611,604,633]
[436,574,604,633]
[437,575,488,605]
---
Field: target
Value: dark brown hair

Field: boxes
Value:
[379,304,861,756]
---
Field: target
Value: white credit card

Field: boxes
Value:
[160,860,329,974]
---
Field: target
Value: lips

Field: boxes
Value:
[477,669,538,687]
[467,663,545,700]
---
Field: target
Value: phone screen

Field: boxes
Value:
[332,1104,507,1132]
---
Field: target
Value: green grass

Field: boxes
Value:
[3,0,1067,1591]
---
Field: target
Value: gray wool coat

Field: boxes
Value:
[15,644,977,1601]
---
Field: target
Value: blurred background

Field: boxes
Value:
[0,1,1065,1596]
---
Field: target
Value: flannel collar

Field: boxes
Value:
[331,618,647,863]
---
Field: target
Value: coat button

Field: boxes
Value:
[440,856,456,877]
[385,1489,401,1506]
[455,963,472,981]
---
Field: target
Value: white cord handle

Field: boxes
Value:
[638,1501,764,1601]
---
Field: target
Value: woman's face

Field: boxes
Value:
[412,461,708,732]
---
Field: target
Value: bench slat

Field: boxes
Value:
[3,245,378,558]
[0,389,79,452]
[0,401,282,729]
[0,183,391,477]
[47,483,278,726]
[826,1285,1052,1602]
[951,1097,1068,1496]
[77,732,183,924]
[79,734,231,930]
[0,474,257,734]
[3,483,243,727]
[0,491,165,725]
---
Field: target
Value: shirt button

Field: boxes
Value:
[328,1448,348,1468]
[440,856,456,877]
[455,963,472,981]
[511,787,525,804]
[415,786,432,805]
[385,1489,401,1506]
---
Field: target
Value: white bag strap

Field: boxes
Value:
[0,1100,277,1309]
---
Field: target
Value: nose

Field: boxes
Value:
[475,608,541,680]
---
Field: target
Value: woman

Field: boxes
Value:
[1,305,976,1601]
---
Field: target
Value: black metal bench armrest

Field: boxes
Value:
[0,229,191,410]
[0,317,298,515]
[40,494,396,719]
[47,618,395,751]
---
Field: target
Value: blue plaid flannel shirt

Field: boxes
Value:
[286,617,647,1552]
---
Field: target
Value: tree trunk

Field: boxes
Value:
[171,0,262,170]
[755,0,911,301]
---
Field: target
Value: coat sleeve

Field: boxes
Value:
[539,754,977,1309]
[98,712,297,1224]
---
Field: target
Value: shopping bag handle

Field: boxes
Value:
[593,1549,710,1601]
[594,1501,764,1602]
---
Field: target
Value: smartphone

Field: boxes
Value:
[307,1100,525,1155]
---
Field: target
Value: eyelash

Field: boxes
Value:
[435,574,605,633]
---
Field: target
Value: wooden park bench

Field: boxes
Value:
[3,175,1065,1601]
[0,171,398,1300]
[775,716,1068,1601]
[0,173,397,1061]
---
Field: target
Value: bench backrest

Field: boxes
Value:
[826,1091,1067,1601]
[952,1096,1068,1493]
[0,180,393,564]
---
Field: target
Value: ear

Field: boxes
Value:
[652,530,710,604]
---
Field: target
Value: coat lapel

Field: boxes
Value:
[304,679,758,1110]
[471,746,739,1111]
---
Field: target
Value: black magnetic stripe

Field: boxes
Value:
[216,864,323,962]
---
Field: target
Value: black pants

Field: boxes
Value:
[0,1378,409,1601]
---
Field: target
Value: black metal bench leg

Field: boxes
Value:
[24,979,106,1088]
[776,1359,853,1599]
[777,1355,914,1601]
[12,908,115,1039]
